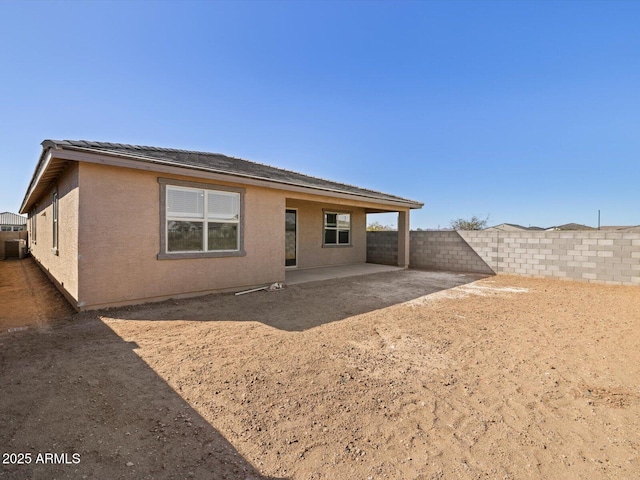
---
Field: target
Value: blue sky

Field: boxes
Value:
[1,0,639,229]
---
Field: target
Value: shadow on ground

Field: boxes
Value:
[0,261,484,478]
[106,270,489,332]
[0,258,74,331]
[0,316,286,480]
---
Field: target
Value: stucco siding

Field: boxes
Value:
[77,163,285,309]
[25,160,408,310]
[28,162,80,302]
[285,199,366,269]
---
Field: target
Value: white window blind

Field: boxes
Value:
[207,192,239,221]
[167,188,204,218]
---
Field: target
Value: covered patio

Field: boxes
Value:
[285,263,403,285]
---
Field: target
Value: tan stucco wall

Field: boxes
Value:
[76,163,285,309]
[26,159,411,310]
[28,163,80,302]
[285,199,367,269]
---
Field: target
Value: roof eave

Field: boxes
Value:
[20,146,56,214]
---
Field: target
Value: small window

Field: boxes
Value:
[52,191,59,254]
[324,212,351,246]
[159,179,245,259]
[31,208,37,243]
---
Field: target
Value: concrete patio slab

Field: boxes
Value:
[285,263,404,285]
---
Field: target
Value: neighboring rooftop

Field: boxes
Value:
[546,223,596,231]
[0,212,26,226]
[21,140,423,213]
[597,225,640,232]
[617,225,640,232]
[484,223,531,232]
[482,223,639,232]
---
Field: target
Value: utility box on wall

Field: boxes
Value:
[4,239,27,259]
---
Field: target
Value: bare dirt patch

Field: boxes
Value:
[0,258,74,331]
[2,265,640,479]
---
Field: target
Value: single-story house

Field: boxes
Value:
[20,140,422,310]
[484,223,530,232]
[0,212,28,259]
[0,212,27,231]
[546,223,595,231]
[599,225,640,232]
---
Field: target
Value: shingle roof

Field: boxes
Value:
[599,225,640,231]
[547,223,595,231]
[484,223,530,231]
[0,212,27,226]
[42,140,423,207]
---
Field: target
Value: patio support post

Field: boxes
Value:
[398,210,410,268]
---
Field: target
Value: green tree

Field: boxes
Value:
[450,214,490,231]
[367,221,395,231]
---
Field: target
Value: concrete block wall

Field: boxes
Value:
[366,231,398,266]
[367,230,640,286]
[410,231,494,274]
[459,230,640,285]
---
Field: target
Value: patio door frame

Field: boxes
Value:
[285,208,298,268]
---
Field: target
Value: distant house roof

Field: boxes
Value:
[0,212,27,226]
[484,223,640,232]
[599,225,640,232]
[484,223,530,232]
[21,140,423,213]
[598,226,625,231]
[546,223,595,231]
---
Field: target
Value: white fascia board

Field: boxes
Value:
[53,148,423,211]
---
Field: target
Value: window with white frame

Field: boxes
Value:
[52,191,59,253]
[31,208,36,243]
[324,211,351,245]
[162,182,243,256]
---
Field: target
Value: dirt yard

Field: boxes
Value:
[0,258,74,330]
[1,259,639,479]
